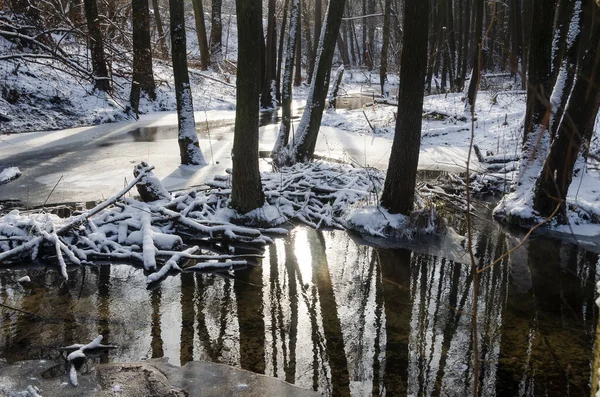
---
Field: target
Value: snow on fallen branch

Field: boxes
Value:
[61,335,117,386]
[0,161,384,283]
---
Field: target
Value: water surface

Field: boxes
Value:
[1,218,597,396]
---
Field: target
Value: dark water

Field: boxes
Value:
[1,218,598,396]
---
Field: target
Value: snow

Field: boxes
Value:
[0,166,21,184]
[0,161,385,280]
[17,276,30,283]
[345,206,410,237]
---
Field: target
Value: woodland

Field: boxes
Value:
[1,0,600,396]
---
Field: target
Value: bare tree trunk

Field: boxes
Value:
[276,0,291,101]
[231,0,265,213]
[152,0,169,58]
[548,0,580,141]
[310,0,322,76]
[508,0,522,77]
[379,0,391,96]
[459,0,471,90]
[294,1,302,86]
[211,0,223,61]
[130,0,156,114]
[302,0,315,84]
[170,0,206,165]
[532,0,599,222]
[380,0,429,215]
[446,0,456,90]
[293,0,348,162]
[522,0,555,144]
[347,16,358,65]
[465,0,485,108]
[337,33,350,66]
[272,0,300,163]
[261,0,277,108]
[83,0,110,91]
[192,0,211,70]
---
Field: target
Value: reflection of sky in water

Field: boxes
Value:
[0,223,598,396]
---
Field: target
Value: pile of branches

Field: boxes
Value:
[0,162,384,283]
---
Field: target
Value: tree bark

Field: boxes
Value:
[532,1,600,222]
[337,33,350,66]
[210,0,223,61]
[83,0,110,91]
[170,0,206,165]
[294,0,303,86]
[379,0,391,96]
[293,0,348,162]
[380,0,429,215]
[465,0,485,109]
[522,0,555,144]
[192,0,211,70]
[272,0,300,163]
[276,0,290,101]
[231,0,265,213]
[130,0,156,114]
[302,0,315,84]
[152,0,169,58]
[261,0,278,108]
[310,0,322,77]
[508,0,523,77]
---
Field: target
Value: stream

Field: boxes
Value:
[0,205,598,396]
[1,98,599,396]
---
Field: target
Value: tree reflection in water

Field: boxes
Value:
[0,225,598,396]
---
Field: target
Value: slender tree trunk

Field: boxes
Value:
[380,0,429,215]
[261,0,278,108]
[446,0,456,90]
[348,17,358,65]
[508,0,522,76]
[362,0,369,68]
[83,0,110,91]
[337,33,350,66]
[459,0,471,90]
[211,0,223,61]
[231,0,265,213]
[272,0,300,163]
[152,0,169,58]
[293,0,348,162]
[465,0,485,109]
[341,18,351,65]
[170,0,206,166]
[548,0,580,141]
[130,0,156,114]
[276,0,291,101]
[302,0,315,84]
[192,0,211,70]
[522,0,555,144]
[456,0,464,81]
[532,1,599,222]
[310,0,322,75]
[380,0,391,96]
[294,1,303,86]
[521,0,534,90]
